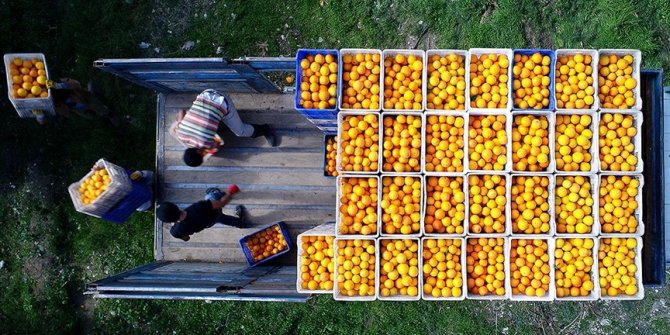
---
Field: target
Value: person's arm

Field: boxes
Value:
[210,192,234,210]
[176,109,186,122]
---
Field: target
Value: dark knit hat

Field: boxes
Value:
[183,148,203,167]
[156,202,181,222]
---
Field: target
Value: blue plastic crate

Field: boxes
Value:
[323,134,337,178]
[239,221,292,267]
[298,109,338,120]
[102,179,152,224]
[512,49,556,111]
[295,49,340,112]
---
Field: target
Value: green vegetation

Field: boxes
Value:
[0,0,669,334]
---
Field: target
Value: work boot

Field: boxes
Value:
[252,124,278,147]
[235,205,249,226]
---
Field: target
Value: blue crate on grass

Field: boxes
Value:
[239,221,292,267]
[512,49,556,111]
[295,49,340,112]
[323,134,337,178]
[102,179,152,224]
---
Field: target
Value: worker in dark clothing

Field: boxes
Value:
[155,184,247,241]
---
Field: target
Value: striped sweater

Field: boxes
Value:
[175,91,229,148]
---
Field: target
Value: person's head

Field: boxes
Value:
[183,148,203,167]
[156,202,182,222]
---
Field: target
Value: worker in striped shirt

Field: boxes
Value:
[170,89,278,167]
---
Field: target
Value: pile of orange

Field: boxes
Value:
[511,115,550,172]
[338,177,378,235]
[383,53,423,110]
[78,168,111,205]
[336,239,376,297]
[424,176,466,235]
[512,52,551,109]
[341,53,381,109]
[555,53,595,109]
[598,237,639,296]
[599,113,638,172]
[246,225,288,262]
[339,114,379,172]
[466,237,506,297]
[555,176,595,234]
[598,54,637,109]
[298,53,338,109]
[469,53,509,109]
[510,239,550,297]
[299,235,335,291]
[426,53,466,110]
[325,135,338,177]
[382,114,422,173]
[8,57,49,99]
[468,174,507,234]
[511,176,551,234]
[599,175,640,234]
[423,238,464,298]
[556,114,594,172]
[379,239,420,297]
[468,115,508,171]
[425,114,465,173]
[555,238,596,298]
[380,176,421,235]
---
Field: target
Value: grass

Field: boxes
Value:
[0,0,670,334]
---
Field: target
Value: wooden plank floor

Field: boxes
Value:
[156,93,336,263]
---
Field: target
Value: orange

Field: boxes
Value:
[599,113,637,172]
[598,54,636,109]
[299,53,337,109]
[511,114,550,172]
[338,176,379,235]
[380,176,421,235]
[469,53,509,109]
[468,115,507,171]
[599,175,640,234]
[513,53,551,109]
[511,176,550,234]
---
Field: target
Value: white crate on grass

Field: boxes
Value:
[509,174,556,237]
[335,175,381,238]
[507,237,556,301]
[598,49,642,111]
[464,235,510,300]
[555,49,600,111]
[424,49,470,112]
[554,110,599,174]
[597,111,644,174]
[554,237,601,301]
[3,53,55,118]
[422,111,468,175]
[598,235,644,300]
[468,48,514,112]
[381,49,426,111]
[376,237,422,301]
[422,174,468,237]
[555,174,600,237]
[336,111,382,175]
[332,237,378,301]
[296,222,336,294]
[338,48,383,112]
[421,237,467,301]
[67,159,132,218]
[465,173,512,236]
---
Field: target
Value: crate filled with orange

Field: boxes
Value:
[509,238,553,300]
[337,112,380,173]
[555,50,598,110]
[598,50,641,110]
[381,113,423,173]
[599,175,644,235]
[424,176,466,236]
[241,223,291,266]
[380,175,422,236]
[323,135,338,177]
[510,175,553,235]
[468,48,512,110]
[382,50,424,111]
[467,114,509,171]
[78,168,112,205]
[511,113,552,172]
[336,176,379,236]
[555,175,597,235]
[68,159,133,218]
[424,112,466,173]
[422,238,465,300]
[554,237,598,300]
[468,174,508,235]
[555,113,596,173]
[425,50,468,111]
[6,56,49,99]
[598,112,642,173]
[333,238,377,300]
[512,50,554,110]
[297,228,335,293]
[339,49,381,110]
[296,49,338,110]
[598,237,643,299]
[378,238,420,300]
[465,237,507,299]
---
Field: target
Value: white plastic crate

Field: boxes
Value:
[464,236,510,300]
[422,111,468,175]
[597,111,644,174]
[510,111,556,174]
[598,235,644,300]
[507,237,555,301]
[336,111,382,175]
[468,48,514,112]
[67,159,132,218]
[424,50,470,112]
[555,174,600,237]
[335,175,381,238]
[379,174,424,238]
[509,174,556,237]
[465,173,512,236]
[554,237,600,301]
[381,49,426,111]
[296,222,336,294]
[376,237,422,301]
[3,53,55,118]
[422,174,468,237]
[380,111,424,174]
[555,49,600,111]
[598,49,642,111]
[421,237,467,301]
[465,111,513,173]
[332,237,378,301]
[598,174,645,236]
[554,110,599,174]
[338,48,383,112]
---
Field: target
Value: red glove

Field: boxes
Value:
[227,184,240,194]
